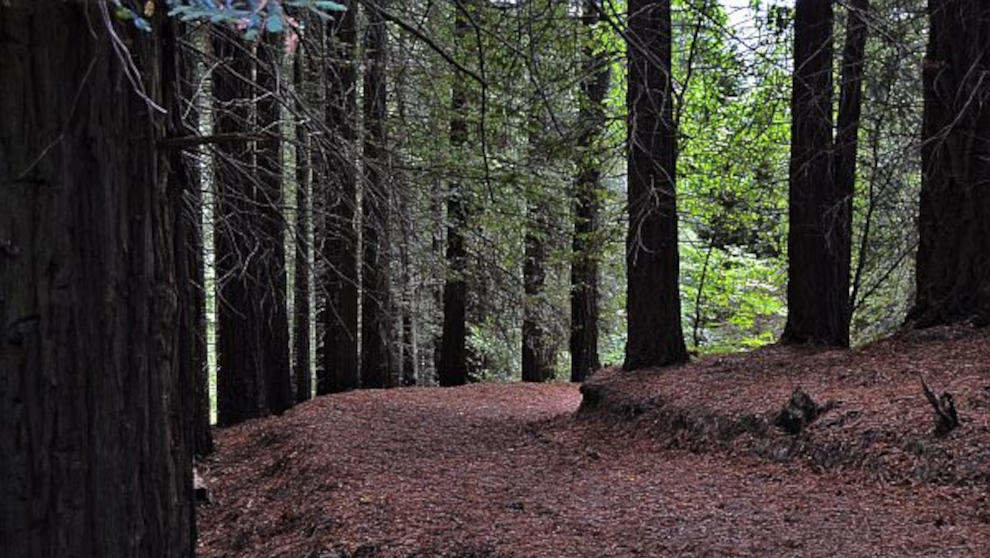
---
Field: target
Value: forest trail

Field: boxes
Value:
[197,380,988,558]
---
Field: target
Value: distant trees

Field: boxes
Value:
[911,0,990,326]
[623,0,689,370]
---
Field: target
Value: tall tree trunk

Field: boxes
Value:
[623,0,688,371]
[911,0,990,326]
[781,0,849,347]
[571,0,608,382]
[361,0,395,388]
[213,35,269,425]
[438,2,471,387]
[0,4,194,555]
[321,3,361,394]
[522,195,556,382]
[522,110,556,382]
[835,0,868,321]
[256,38,293,413]
[164,20,214,456]
[294,48,314,403]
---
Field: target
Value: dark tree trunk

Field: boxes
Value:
[0,3,194,556]
[321,4,360,394]
[910,0,990,326]
[522,198,556,382]
[571,0,608,382]
[834,0,868,322]
[294,49,313,403]
[522,111,556,383]
[213,35,269,425]
[163,20,213,456]
[361,0,395,389]
[623,0,688,371]
[781,0,850,347]
[255,38,293,413]
[438,3,471,387]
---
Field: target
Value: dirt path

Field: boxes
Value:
[197,383,989,557]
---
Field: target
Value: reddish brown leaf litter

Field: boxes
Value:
[198,329,990,558]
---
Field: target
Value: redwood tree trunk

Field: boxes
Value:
[911,0,990,326]
[438,2,471,387]
[294,48,313,403]
[571,0,608,382]
[781,0,850,347]
[623,0,688,371]
[321,4,360,394]
[361,0,395,388]
[256,38,293,413]
[833,0,868,327]
[214,35,269,425]
[164,20,214,456]
[1,3,194,555]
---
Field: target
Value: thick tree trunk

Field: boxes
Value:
[911,0,990,326]
[438,3,472,387]
[0,4,194,556]
[294,49,313,403]
[163,20,214,456]
[781,0,850,347]
[623,0,688,371]
[361,0,395,389]
[213,35,269,425]
[321,4,361,394]
[256,38,294,413]
[571,0,608,382]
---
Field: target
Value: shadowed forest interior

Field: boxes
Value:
[2,0,989,557]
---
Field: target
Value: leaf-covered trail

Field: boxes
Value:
[198,383,988,557]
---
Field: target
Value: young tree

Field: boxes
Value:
[438,1,472,387]
[623,0,689,371]
[911,0,990,326]
[321,2,361,394]
[0,4,194,555]
[361,0,395,388]
[781,0,850,347]
[570,0,609,382]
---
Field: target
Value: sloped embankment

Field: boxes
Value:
[578,325,990,485]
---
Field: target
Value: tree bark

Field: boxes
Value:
[1,3,194,555]
[163,19,214,456]
[294,48,313,403]
[911,0,990,326]
[522,198,556,382]
[321,3,361,394]
[438,1,472,387]
[571,0,608,382]
[213,34,269,425]
[781,0,850,347]
[361,0,395,389]
[834,0,868,329]
[623,0,689,371]
[255,38,294,413]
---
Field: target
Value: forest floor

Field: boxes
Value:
[197,325,990,558]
